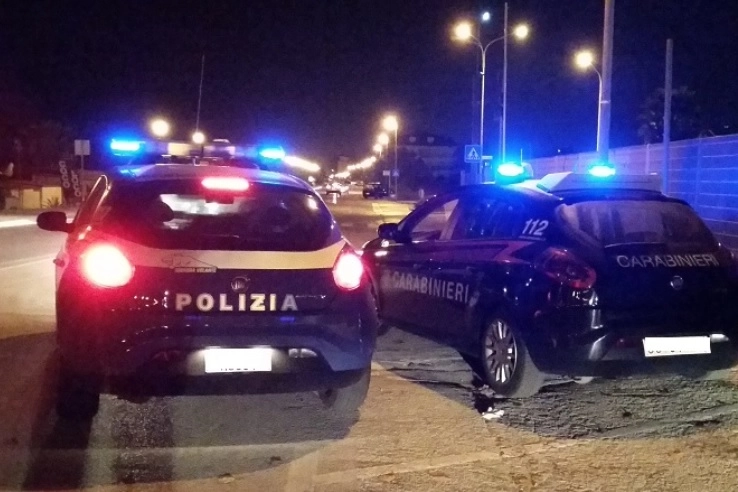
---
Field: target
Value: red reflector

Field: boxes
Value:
[333,251,364,291]
[536,248,596,290]
[202,177,250,192]
[81,244,134,288]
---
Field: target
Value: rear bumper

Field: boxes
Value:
[57,289,379,393]
[529,307,738,377]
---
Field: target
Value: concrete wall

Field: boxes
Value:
[528,134,738,251]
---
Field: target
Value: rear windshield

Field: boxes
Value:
[556,200,716,249]
[96,179,337,251]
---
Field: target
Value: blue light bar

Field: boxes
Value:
[258,147,286,160]
[588,163,616,178]
[110,139,144,153]
[497,162,525,178]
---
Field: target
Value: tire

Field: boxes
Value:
[320,368,371,415]
[56,361,101,422]
[479,313,544,398]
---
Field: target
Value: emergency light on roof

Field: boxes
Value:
[588,162,616,177]
[494,162,533,183]
[497,162,526,178]
[201,176,250,192]
[536,172,661,194]
[110,139,144,154]
[258,147,286,160]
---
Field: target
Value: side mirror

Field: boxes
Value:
[37,211,71,233]
[378,223,404,242]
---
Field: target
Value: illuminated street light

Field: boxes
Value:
[382,115,398,133]
[453,4,530,181]
[377,133,390,146]
[575,50,596,70]
[150,118,170,138]
[453,21,473,41]
[373,143,383,154]
[192,131,206,145]
[513,24,530,40]
[481,11,491,22]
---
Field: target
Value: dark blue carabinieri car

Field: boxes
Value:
[362,171,738,397]
[37,164,377,420]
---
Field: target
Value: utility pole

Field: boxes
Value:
[662,39,673,193]
[597,0,615,163]
[501,2,509,164]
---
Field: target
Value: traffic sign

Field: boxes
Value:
[74,139,90,156]
[382,170,391,177]
[392,169,399,177]
[464,145,481,163]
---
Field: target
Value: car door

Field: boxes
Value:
[445,193,528,353]
[374,194,461,335]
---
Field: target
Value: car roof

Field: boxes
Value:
[110,163,313,192]
[449,174,671,208]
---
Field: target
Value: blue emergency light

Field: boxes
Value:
[258,147,286,160]
[497,162,526,178]
[588,162,616,178]
[110,139,144,154]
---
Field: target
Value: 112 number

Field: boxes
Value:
[522,219,549,237]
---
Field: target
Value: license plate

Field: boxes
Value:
[643,336,711,358]
[204,348,272,373]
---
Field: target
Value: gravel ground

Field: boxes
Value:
[376,327,738,440]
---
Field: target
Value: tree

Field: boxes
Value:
[637,86,702,144]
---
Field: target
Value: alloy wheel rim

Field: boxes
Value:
[484,319,518,384]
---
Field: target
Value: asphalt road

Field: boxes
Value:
[2,192,738,491]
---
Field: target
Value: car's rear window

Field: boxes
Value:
[556,200,716,249]
[96,179,337,251]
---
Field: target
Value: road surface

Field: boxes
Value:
[2,192,738,491]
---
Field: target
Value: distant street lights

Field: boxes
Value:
[377,133,390,147]
[373,143,383,157]
[454,4,529,181]
[382,115,399,195]
[192,131,206,145]
[150,118,171,138]
[574,49,604,152]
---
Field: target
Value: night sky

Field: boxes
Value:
[2,0,737,165]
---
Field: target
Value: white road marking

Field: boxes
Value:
[0,219,36,229]
[371,203,411,216]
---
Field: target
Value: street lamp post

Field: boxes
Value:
[454,9,528,182]
[574,50,604,155]
[382,116,399,195]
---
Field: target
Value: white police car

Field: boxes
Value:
[37,164,378,420]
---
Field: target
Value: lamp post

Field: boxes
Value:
[454,8,528,181]
[574,50,604,154]
[382,115,399,195]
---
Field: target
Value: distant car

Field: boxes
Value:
[362,171,738,397]
[363,182,388,199]
[325,181,350,195]
[37,164,378,421]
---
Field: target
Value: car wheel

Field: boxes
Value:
[319,368,370,415]
[479,314,544,398]
[56,360,101,422]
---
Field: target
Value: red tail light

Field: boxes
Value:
[333,250,364,291]
[202,177,250,192]
[81,244,134,288]
[536,248,596,290]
